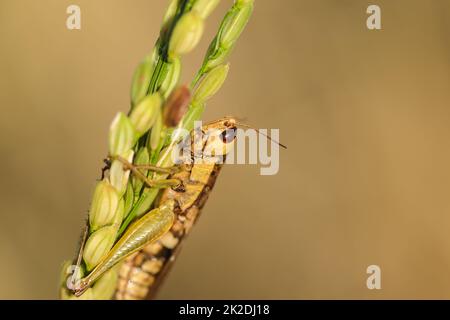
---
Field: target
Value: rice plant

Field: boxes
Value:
[60,0,254,300]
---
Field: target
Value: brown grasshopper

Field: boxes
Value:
[72,117,240,296]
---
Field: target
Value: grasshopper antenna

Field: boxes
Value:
[234,121,287,149]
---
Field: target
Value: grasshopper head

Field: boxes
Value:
[195,117,237,159]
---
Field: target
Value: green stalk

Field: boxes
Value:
[62,0,255,300]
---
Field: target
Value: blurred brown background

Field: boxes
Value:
[1,0,450,299]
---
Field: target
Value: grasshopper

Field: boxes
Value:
[114,119,286,300]
[70,115,285,298]
[71,117,240,296]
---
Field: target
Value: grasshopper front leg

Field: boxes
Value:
[110,155,181,189]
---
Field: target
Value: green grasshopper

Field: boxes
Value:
[71,117,240,296]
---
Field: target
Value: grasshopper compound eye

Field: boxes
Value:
[220,127,237,143]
